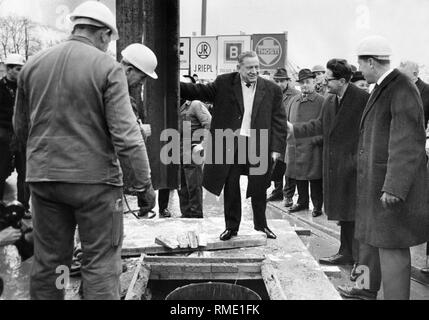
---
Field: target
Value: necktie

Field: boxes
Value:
[335,96,340,115]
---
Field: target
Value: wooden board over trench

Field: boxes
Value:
[122,215,342,300]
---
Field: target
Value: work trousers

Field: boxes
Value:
[223,162,267,231]
[158,189,171,212]
[272,176,296,199]
[0,136,30,209]
[178,164,203,218]
[29,182,123,300]
[338,221,359,262]
[296,179,323,210]
[358,243,411,300]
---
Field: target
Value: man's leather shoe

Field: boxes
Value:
[319,253,354,265]
[283,198,294,208]
[159,208,172,218]
[266,193,283,202]
[350,263,360,281]
[219,229,238,241]
[288,203,309,213]
[312,209,323,217]
[256,227,277,239]
[337,285,377,300]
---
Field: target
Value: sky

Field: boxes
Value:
[1,0,428,72]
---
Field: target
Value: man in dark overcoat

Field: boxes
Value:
[180,51,287,241]
[289,59,369,268]
[338,36,429,300]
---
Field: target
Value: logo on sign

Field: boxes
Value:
[255,37,282,67]
[196,42,211,59]
[225,42,243,63]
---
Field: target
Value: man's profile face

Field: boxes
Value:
[326,69,341,94]
[358,58,375,84]
[126,67,147,87]
[238,56,260,84]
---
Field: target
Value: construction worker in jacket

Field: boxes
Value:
[120,43,158,219]
[13,1,155,300]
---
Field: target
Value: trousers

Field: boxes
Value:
[29,182,123,300]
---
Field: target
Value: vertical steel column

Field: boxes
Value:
[116,0,180,190]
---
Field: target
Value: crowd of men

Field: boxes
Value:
[1,0,429,301]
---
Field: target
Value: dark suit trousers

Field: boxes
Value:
[157,189,171,211]
[296,179,323,210]
[339,221,358,262]
[224,163,267,231]
[273,176,296,199]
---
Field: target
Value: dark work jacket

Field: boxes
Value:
[293,84,369,221]
[0,77,17,142]
[355,69,429,248]
[180,73,287,197]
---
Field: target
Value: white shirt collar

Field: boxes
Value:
[377,69,394,86]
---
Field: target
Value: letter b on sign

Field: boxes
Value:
[225,43,243,62]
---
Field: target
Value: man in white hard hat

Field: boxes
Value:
[13,1,155,300]
[337,35,429,300]
[0,54,29,213]
[120,43,158,219]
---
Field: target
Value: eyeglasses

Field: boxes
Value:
[326,77,338,82]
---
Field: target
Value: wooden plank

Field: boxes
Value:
[261,261,287,301]
[155,236,179,249]
[148,262,261,275]
[293,227,312,236]
[143,255,265,264]
[125,255,151,301]
[187,231,199,249]
[122,234,267,256]
[150,272,263,281]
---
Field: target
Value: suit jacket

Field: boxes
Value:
[415,78,429,128]
[285,92,324,180]
[355,69,429,248]
[293,84,369,221]
[180,72,287,197]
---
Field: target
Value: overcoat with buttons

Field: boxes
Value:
[293,84,369,221]
[355,69,429,248]
[180,72,287,197]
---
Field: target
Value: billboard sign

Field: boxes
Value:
[180,37,191,71]
[217,35,251,75]
[190,36,217,80]
[252,33,287,71]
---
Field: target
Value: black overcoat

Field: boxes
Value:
[355,69,429,248]
[180,73,287,197]
[293,84,369,221]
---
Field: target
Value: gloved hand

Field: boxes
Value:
[137,185,156,213]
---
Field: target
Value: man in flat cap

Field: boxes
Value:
[312,65,328,96]
[267,68,300,206]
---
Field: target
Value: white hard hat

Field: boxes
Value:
[69,1,119,41]
[356,35,392,60]
[5,53,26,66]
[121,44,158,79]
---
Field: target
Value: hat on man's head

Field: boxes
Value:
[312,65,326,74]
[356,35,392,60]
[351,71,365,83]
[273,68,290,80]
[297,69,316,82]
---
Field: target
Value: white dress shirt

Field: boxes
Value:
[240,80,257,137]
